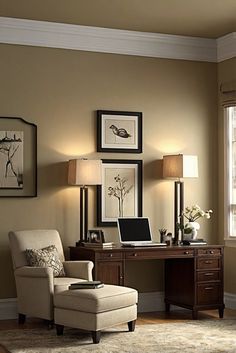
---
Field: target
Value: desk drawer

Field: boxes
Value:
[197,283,221,305]
[125,248,194,260]
[197,271,220,282]
[197,258,220,270]
[197,248,221,256]
[97,252,122,260]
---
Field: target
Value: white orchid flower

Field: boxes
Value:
[182,205,213,222]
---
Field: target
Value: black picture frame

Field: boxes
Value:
[97,159,143,227]
[97,110,142,153]
[87,230,105,244]
[0,117,37,197]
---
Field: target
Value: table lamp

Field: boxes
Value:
[163,154,198,244]
[68,158,102,245]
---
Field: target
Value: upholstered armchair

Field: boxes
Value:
[8,229,94,324]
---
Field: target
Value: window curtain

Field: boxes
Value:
[220,80,236,107]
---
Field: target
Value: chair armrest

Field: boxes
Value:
[15,266,54,278]
[63,261,94,280]
[14,266,54,316]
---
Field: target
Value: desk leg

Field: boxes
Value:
[219,307,224,318]
[192,310,198,320]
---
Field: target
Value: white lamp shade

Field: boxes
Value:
[68,159,102,186]
[163,154,198,179]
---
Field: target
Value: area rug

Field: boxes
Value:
[1,319,236,353]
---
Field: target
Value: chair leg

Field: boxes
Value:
[56,324,64,336]
[45,320,54,329]
[128,320,136,332]
[18,313,26,324]
[91,331,101,344]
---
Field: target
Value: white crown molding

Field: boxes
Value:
[217,33,236,62]
[0,16,218,62]
[0,17,235,63]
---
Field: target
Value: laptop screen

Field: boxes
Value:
[117,217,152,243]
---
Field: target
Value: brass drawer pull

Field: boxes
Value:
[109,254,113,257]
[204,260,213,264]
[204,287,214,290]
[184,251,189,255]
[204,273,214,276]
[133,253,138,257]
[209,250,214,254]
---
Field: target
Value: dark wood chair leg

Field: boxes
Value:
[128,320,136,332]
[56,324,64,336]
[18,313,26,324]
[91,331,101,344]
[46,320,54,329]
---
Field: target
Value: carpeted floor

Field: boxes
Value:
[0,319,236,353]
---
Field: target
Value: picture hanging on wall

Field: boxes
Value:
[97,159,143,226]
[97,110,143,153]
[0,117,37,197]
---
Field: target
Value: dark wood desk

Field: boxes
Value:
[69,245,224,319]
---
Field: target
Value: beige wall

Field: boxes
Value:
[0,43,218,298]
[218,58,236,294]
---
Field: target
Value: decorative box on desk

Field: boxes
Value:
[69,245,225,319]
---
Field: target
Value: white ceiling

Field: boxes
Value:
[0,0,236,39]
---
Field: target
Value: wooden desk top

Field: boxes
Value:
[70,244,223,251]
[70,244,224,260]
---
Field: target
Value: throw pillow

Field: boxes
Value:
[25,245,65,277]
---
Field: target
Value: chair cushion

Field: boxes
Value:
[54,284,138,313]
[25,245,65,277]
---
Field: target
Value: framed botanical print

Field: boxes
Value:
[97,159,143,226]
[97,110,142,153]
[0,117,37,197]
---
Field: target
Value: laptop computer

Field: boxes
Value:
[117,217,166,247]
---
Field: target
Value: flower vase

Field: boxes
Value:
[184,222,200,240]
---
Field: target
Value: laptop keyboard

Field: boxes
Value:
[122,242,166,247]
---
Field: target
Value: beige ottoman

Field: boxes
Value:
[54,284,138,344]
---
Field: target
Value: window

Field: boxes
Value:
[225,106,236,238]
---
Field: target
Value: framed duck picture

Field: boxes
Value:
[97,110,142,153]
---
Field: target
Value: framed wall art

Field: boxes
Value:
[97,159,143,226]
[0,117,37,197]
[97,110,142,153]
